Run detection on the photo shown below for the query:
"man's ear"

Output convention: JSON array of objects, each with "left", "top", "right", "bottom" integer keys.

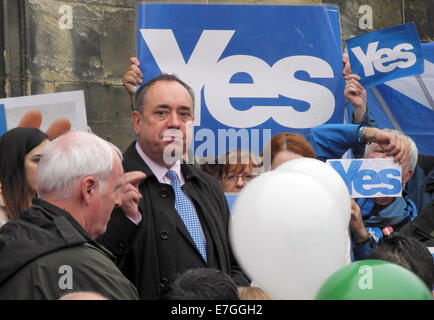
[
  {"left": 132, "top": 111, "right": 141, "bottom": 135},
  {"left": 403, "top": 169, "right": 413, "bottom": 185},
  {"left": 81, "top": 176, "right": 98, "bottom": 204}
]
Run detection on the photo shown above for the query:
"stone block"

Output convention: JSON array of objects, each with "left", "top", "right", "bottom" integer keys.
[
  {"left": 326, "top": 0, "right": 403, "bottom": 42},
  {"left": 27, "top": 0, "right": 103, "bottom": 89},
  {"left": 55, "top": 82, "right": 134, "bottom": 151},
  {"left": 404, "top": 0, "right": 434, "bottom": 42},
  {"left": 102, "top": 8, "right": 136, "bottom": 84},
  {"left": 59, "top": 0, "right": 136, "bottom": 8}
]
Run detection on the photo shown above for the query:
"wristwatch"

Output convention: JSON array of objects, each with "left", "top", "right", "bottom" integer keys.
[{"left": 353, "top": 233, "right": 378, "bottom": 249}]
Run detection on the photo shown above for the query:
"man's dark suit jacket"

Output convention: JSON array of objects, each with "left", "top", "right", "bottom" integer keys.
[{"left": 99, "top": 142, "right": 249, "bottom": 299}]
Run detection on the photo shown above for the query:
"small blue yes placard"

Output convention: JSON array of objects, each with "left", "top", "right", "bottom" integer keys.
[
  {"left": 346, "top": 22, "right": 424, "bottom": 88},
  {"left": 326, "top": 158, "right": 402, "bottom": 198}
]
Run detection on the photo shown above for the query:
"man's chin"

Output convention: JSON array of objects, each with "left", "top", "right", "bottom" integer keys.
[{"left": 162, "top": 144, "right": 185, "bottom": 165}]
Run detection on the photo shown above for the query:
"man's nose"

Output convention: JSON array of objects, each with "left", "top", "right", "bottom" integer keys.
[{"left": 168, "top": 112, "right": 181, "bottom": 128}]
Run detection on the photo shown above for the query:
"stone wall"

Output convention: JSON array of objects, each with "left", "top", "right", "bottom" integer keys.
[{"left": 1, "top": 0, "right": 432, "bottom": 151}]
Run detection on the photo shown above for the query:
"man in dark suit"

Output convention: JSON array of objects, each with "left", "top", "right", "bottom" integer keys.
[{"left": 99, "top": 74, "right": 249, "bottom": 299}]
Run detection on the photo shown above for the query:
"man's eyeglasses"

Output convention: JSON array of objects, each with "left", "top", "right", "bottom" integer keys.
[{"left": 220, "top": 173, "right": 258, "bottom": 183}]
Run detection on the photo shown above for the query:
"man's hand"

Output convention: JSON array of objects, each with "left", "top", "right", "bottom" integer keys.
[
  {"left": 117, "top": 171, "right": 147, "bottom": 222},
  {"left": 349, "top": 199, "right": 369, "bottom": 241},
  {"left": 344, "top": 74, "right": 367, "bottom": 123},
  {"left": 363, "top": 127, "right": 410, "bottom": 165},
  {"left": 342, "top": 52, "right": 351, "bottom": 77},
  {"left": 122, "top": 57, "right": 143, "bottom": 106}
]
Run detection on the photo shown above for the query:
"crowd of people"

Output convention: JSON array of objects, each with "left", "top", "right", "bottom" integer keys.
[{"left": 0, "top": 54, "right": 432, "bottom": 300}]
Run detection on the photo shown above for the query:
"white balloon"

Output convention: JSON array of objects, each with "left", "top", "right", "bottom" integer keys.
[
  {"left": 276, "top": 158, "right": 351, "bottom": 223},
  {"left": 230, "top": 169, "right": 348, "bottom": 300},
  {"left": 276, "top": 158, "right": 352, "bottom": 264}
]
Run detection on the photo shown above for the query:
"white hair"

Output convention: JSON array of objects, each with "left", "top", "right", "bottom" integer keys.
[
  {"left": 37, "top": 131, "right": 123, "bottom": 200},
  {"left": 364, "top": 129, "right": 418, "bottom": 175}
]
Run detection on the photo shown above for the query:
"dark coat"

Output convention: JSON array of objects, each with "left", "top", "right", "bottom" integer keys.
[
  {"left": 396, "top": 198, "right": 434, "bottom": 246},
  {"left": 406, "top": 155, "right": 434, "bottom": 213},
  {"left": 0, "top": 199, "right": 139, "bottom": 300},
  {"left": 99, "top": 142, "right": 249, "bottom": 299}
]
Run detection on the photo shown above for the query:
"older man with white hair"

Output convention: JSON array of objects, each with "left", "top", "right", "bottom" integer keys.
[
  {"left": 310, "top": 123, "right": 419, "bottom": 260},
  {"left": 0, "top": 131, "right": 145, "bottom": 299}
]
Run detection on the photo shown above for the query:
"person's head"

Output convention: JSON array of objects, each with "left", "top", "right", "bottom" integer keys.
[
  {"left": 59, "top": 291, "right": 108, "bottom": 300},
  {"left": 0, "top": 127, "right": 49, "bottom": 219},
  {"left": 160, "top": 268, "right": 240, "bottom": 300},
  {"left": 219, "top": 150, "right": 262, "bottom": 193},
  {"left": 238, "top": 287, "right": 273, "bottom": 300},
  {"left": 368, "top": 235, "right": 434, "bottom": 291},
  {"left": 37, "top": 131, "right": 124, "bottom": 239},
  {"left": 133, "top": 74, "right": 195, "bottom": 168},
  {"left": 365, "top": 129, "right": 418, "bottom": 185},
  {"left": 261, "top": 132, "right": 316, "bottom": 171}
]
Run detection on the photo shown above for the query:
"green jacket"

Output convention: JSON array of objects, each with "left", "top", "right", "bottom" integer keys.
[{"left": 0, "top": 198, "right": 139, "bottom": 300}]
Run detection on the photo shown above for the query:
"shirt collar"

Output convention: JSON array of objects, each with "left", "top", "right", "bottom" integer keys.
[{"left": 135, "top": 142, "right": 184, "bottom": 185}]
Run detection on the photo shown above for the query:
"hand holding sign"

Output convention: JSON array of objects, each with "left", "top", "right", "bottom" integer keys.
[
  {"left": 362, "top": 127, "right": 410, "bottom": 166},
  {"left": 349, "top": 199, "right": 369, "bottom": 241},
  {"left": 122, "top": 57, "right": 143, "bottom": 106},
  {"left": 344, "top": 74, "right": 367, "bottom": 122}
]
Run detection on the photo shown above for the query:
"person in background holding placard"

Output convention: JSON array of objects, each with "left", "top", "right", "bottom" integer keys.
[
  {"left": 310, "top": 62, "right": 419, "bottom": 260},
  {"left": 343, "top": 55, "right": 434, "bottom": 252},
  {"left": 343, "top": 53, "right": 434, "bottom": 214}
]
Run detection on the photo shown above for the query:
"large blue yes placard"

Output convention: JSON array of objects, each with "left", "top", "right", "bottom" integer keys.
[
  {"left": 346, "top": 23, "right": 424, "bottom": 88},
  {"left": 137, "top": 4, "right": 345, "bottom": 157}
]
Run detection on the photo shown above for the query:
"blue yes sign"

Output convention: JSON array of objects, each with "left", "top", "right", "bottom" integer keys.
[
  {"left": 346, "top": 23, "right": 424, "bottom": 88},
  {"left": 137, "top": 4, "right": 345, "bottom": 156},
  {"left": 327, "top": 159, "right": 402, "bottom": 198}
]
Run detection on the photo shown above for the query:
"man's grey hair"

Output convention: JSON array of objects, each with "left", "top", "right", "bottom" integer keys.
[
  {"left": 37, "top": 131, "right": 123, "bottom": 200},
  {"left": 364, "top": 129, "right": 418, "bottom": 175},
  {"left": 134, "top": 73, "right": 195, "bottom": 114}
]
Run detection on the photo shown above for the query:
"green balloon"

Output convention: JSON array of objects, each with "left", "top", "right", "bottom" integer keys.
[{"left": 316, "top": 260, "right": 432, "bottom": 300}]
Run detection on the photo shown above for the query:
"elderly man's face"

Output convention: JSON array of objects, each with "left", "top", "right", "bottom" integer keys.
[
  {"left": 367, "top": 142, "right": 411, "bottom": 184},
  {"left": 133, "top": 80, "right": 194, "bottom": 167},
  {"left": 88, "top": 152, "right": 124, "bottom": 239}
]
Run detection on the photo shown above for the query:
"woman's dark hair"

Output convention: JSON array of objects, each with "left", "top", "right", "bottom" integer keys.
[{"left": 0, "top": 127, "right": 49, "bottom": 219}]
